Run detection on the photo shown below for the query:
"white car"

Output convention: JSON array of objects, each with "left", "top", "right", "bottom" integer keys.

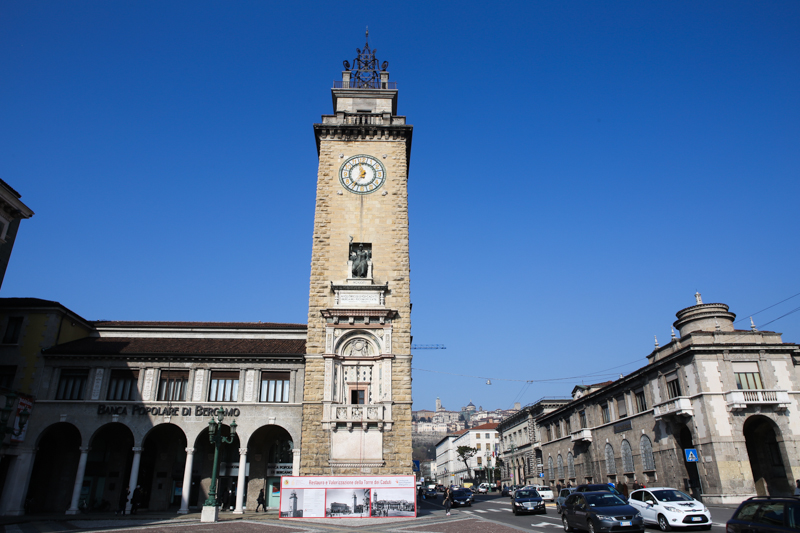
[
  {"left": 533, "top": 485, "right": 554, "bottom": 501},
  {"left": 628, "top": 487, "right": 712, "bottom": 531}
]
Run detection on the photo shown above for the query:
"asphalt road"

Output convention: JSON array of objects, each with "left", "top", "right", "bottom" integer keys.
[{"left": 418, "top": 492, "right": 737, "bottom": 533}]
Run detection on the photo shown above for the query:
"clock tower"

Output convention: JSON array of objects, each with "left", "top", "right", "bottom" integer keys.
[{"left": 300, "top": 34, "right": 413, "bottom": 475}]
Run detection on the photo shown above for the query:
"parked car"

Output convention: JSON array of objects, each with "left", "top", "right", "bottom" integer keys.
[
  {"left": 557, "top": 487, "right": 577, "bottom": 514},
  {"left": 726, "top": 496, "right": 800, "bottom": 533},
  {"left": 628, "top": 487, "right": 711, "bottom": 531},
  {"left": 478, "top": 483, "right": 491, "bottom": 493},
  {"left": 561, "top": 491, "right": 644, "bottom": 533},
  {"left": 451, "top": 489, "right": 474, "bottom": 507},
  {"left": 501, "top": 485, "right": 510, "bottom": 496},
  {"left": 512, "top": 488, "right": 547, "bottom": 515},
  {"left": 536, "top": 485, "right": 555, "bottom": 502}
]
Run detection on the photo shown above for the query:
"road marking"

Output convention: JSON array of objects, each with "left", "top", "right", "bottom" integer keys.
[
  {"left": 474, "top": 509, "right": 488, "bottom": 513},
  {"left": 532, "top": 522, "right": 560, "bottom": 527}
]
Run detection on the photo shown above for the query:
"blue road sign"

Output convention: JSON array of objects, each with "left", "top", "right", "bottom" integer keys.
[
  {"left": 412, "top": 460, "right": 421, "bottom": 472},
  {"left": 539, "top": 472, "right": 544, "bottom": 478},
  {"left": 685, "top": 449, "right": 699, "bottom": 462}
]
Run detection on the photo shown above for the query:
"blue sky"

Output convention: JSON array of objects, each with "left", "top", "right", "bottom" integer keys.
[{"left": 2, "top": 1, "right": 798, "bottom": 412}]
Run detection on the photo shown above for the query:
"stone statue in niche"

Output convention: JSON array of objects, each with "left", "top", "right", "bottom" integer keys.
[{"left": 349, "top": 243, "right": 372, "bottom": 278}]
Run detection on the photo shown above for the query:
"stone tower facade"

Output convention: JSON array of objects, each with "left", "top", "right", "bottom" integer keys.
[{"left": 300, "top": 37, "right": 413, "bottom": 475}]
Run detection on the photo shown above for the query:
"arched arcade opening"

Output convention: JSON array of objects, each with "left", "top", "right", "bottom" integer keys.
[
  {"left": 744, "top": 415, "right": 792, "bottom": 496},
  {"left": 246, "top": 425, "right": 293, "bottom": 510},
  {"left": 26, "top": 423, "right": 82, "bottom": 513}
]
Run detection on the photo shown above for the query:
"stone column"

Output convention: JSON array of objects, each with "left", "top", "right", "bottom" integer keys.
[
  {"left": 0, "top": 447, "right": 36, "bottom": 516},
  {"left": 233, "top": 448, "right": 247, "bottom": 514},
  {"left": 292, "top": 447, "right": 300, "bottom": 475},
  {"left": 125, "top": 447, "right": 143, "bottom": 513},
  {"left": 66, "top": 447, "right": 90, "bottom": 515},
  {"left": 178, "top": 447, "right": 194, "bottom": 514}
]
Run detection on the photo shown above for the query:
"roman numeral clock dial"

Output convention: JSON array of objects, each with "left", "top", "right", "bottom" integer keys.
[{"left": 339, "top": 155, "right": 386, "bottom": 194}]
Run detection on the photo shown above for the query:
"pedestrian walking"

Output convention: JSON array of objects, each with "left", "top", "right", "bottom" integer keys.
[
  {"left": 794, "top": 479, "right": 800, "bottom": 496},
  {"left": 444, "top": 486, "right": 452, "bottom": 516},
  {"left": 117, "top": 486, "right": 129, "bottom": 515},
  {"left": 256, "top": 489, "right": 266, "bottom": 512},
  {"left": 131, "top": 486, "right": 141, "bottom": 515}
]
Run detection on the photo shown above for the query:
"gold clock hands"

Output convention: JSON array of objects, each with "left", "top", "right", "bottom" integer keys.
[{"left": 359, "top": 165, "right": 367, "bottom": 181}]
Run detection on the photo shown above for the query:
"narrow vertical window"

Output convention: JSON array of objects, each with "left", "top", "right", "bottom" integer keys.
[
  {"left": 666, "top": 373, "right": 682, "bottom": 399},
  {"left": 56, "top": 369, "right": 89, "bottom": 400},
  {"left": 635, "top": 389, "right": 647, "bottom": 412},
  {"left": 209, "top": 371, "right": 239, "bottom": 402},
  {"left": 3, "top": 317, "right": 23, "bottom": 344},
  {"left": 157, "top": 370, "right": 188, "bottom": 401},
  {"left": 260, "top": 372, "right": 290, "bottom": 402},
  {"left": 107, "top": 369, "right": 139, "bottom": 401}
]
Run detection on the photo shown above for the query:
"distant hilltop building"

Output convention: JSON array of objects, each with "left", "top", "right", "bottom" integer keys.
[{"left": 412, "top": 399, "right": 521, "bottom": 435}]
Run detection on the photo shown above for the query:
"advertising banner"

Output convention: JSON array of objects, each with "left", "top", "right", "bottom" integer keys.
[
  {"left": 279, "top": 475, "right": 416, "bottom": 519},
  {"left": 10, "top": 395, "right": 33, "bottom": 443}
]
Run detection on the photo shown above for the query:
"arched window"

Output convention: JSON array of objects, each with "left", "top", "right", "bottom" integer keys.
[
  {"left": 567, "top": 452, "right": 575, "bottom": 478},
  {"left": 548, "top": 456, "right": 554, "bottom": 480},
  {"left": 605, "top": 443, "right": 616, "bottom": 475},
  {"left": 557, "top": 454, "right": 564, "bottom": 479},
  {"left": 621, "top": 439, "right": 634, "bottom": 473},
  {"left": 640, "top": 435, "right": 656, "bottom": 471}
]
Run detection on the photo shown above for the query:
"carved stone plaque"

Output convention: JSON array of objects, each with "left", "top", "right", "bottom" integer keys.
[
  {"left": 340, "top": 293, "right": 380, "bottom": 306},
  {"left": 142, "top": 369, "right": 154, "bottom": 400},
  {"left": 90, "top": 368, "right": 104, "bottom": 400},
  {"left": 193, "top": 369, "right": 205, "bottom": 402},
  {"left": 244, "top": 370, "right": 255, "bottom": 401}
]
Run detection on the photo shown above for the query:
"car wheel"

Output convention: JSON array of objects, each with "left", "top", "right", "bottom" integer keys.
[
  {"left": 587, "top": 519, "right": 596, "bottom": 533},
  {"left": 557, "top": 503, "right": 562, "bottom": 514},
  {"left": 468, "top": 502, "right": 472, "bottom": 507},
  {"left": 563, "top": 515, "right": 573, "bottom": 532},
  {"left": 658, "top": 514, "right": 672, "bottom": 532}
]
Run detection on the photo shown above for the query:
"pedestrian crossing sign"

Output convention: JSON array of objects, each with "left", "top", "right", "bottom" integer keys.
[{"left": 685, "top": 449, "right": 699, "bottom": 462}]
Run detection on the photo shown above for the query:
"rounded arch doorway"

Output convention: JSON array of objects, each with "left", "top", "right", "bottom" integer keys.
[
  {"left": 26, "top": 423, "right": 83, "bottom": 513},
  {"left": 743, "top": 415, "right": 792, "bottom": 496},
  {"left": 138, "top": 424, "right": 188, "bottom": 511},
  {"left": 247, "top": 425, "right": 293, "bottom": 510},
  {"left": 192, "top": 425, "right": 241, "bottom": 511}
]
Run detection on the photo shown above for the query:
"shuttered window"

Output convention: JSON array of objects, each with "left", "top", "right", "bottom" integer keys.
[{"left": 209, "top": 371, "right": 239, "bottom": 402}]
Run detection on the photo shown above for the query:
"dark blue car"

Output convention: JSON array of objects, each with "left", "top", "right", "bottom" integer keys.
[
  {"left": 562, "top": 491, "right": 644, "bottom": 533},
  {"left": 512, "top": 488, "right": 546, "bottom": 515}
]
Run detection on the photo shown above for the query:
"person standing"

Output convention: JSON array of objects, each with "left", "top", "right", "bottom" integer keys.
[
  {"left": 794, "top": 480, "right": 800, "bottom": 496},
  {"left": 256, "top": 489, "right": 266, "bottom": 512},
  {"left": 117, "top": 486, "right": 129, "bottom": 515},
  {"left": 443, "top": 486, "right": 452, "bottom": 516},
  {"left": 131, "top": 486, "right": 141, "bottom": 515}
]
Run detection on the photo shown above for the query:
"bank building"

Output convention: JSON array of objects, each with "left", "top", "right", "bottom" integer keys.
[{"left": 0, "top": 36, "right": 413, "bottom": 516}]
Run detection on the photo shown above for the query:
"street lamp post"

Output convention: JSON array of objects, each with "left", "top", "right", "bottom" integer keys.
[{"left": 202, "top": 407, "right": 238, "bottom": 523}]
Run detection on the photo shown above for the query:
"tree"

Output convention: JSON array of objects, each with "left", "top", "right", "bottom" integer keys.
[{"left": 456, "top": 446, "right": 477, "bottom": 479}]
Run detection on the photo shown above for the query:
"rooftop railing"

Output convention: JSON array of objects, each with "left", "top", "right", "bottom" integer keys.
[{"left": 334, "top": 80, "right": 397, "bottom": 90}]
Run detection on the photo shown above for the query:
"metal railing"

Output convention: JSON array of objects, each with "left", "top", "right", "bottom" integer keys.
[{"left": 334, "top": 81, "right": 397, "bottom": 90}]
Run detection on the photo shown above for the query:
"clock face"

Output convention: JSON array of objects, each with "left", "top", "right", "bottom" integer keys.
[{"left": 339, "top": 155, "right": 386, "bottom": 195}]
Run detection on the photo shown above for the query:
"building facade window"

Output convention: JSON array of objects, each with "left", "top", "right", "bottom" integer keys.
[
  {"left": 621, "top": 439, "right": 634, "bottom": 473},
  {"left": 548, "top": 456, "right": 554, "bottom": 480},
  {"left": 666, "top": 372, "right": 682, "bottom": 399},
  {"left": 107, "top": 369, "right": 139, "bottom": 401},
  {"left": 732, "top": 362, "right": 763, "bottom": 390},
  {"left": 546, "top": 425, "right": 552, "bottom": 442},
  {"left": 640, "top": 435, "right": 656, "bottom": 471},
  {"left": 555, "top": 422, "right": 562, "bottom": 439},
  {"left": 602, "top": 403, "right": 610, "bottom": 424},
  {"left": 157, "top": 370, "right": 188, "bottom": 401},
  {"left": 260, "top": 372, "right": 290, "bottom": 402},
  {"left": 565, "top": 417, "right": 571, "bottom": 435},
  {"left": 579, "top": 410, "right": 587, "bottom": 428},
  {"left": 56, "top": 369, "right": 88, "bottom": 400},
  {"left": 617, "top": 396, "right": 627, "bottom": 418},
  {"left": 477, "top": 456, "right": 482, "bottom": 465},
  {"left": 476, "top": 443, "right": 481, "bottom": 450},
  {"left": 557, "top": 454, "right": 564, "bottom": 480},
  {"left": 635, "top": 389, "right": 647, "bottom": 412},
  {"left": 604, "top": 443, "right": 616, "bottom": 475},
  {"left": 209, "top": 371, "right": 239, "bottom": 402},
  {"left": 0, "top": 365, "right": 16, "bottom": 389},
  {"left": 2, "top": 317, "right": 23, "bottom": 344},
  {"left": 567, "top": 452, "right": 575, "bottom": 478}
]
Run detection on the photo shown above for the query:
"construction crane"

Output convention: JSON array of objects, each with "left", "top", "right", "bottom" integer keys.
[{"left": 410, "top": 344, "right": 446, "bottom": 350}]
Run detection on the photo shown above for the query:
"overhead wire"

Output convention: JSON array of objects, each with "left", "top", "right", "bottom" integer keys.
[{"left": 412, "top": 290, "right": 800, "bottom": 387}]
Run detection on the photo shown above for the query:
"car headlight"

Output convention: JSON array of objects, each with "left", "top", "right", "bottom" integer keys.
[
  {"left": 635, "top": 512, "right": 643, "bottom": 518},
  {"left": 664, "top": 506, "right": 682, "bottom": 513},
  {"left": 596, "top": 515, "right": 613, "bottom": 520}
]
